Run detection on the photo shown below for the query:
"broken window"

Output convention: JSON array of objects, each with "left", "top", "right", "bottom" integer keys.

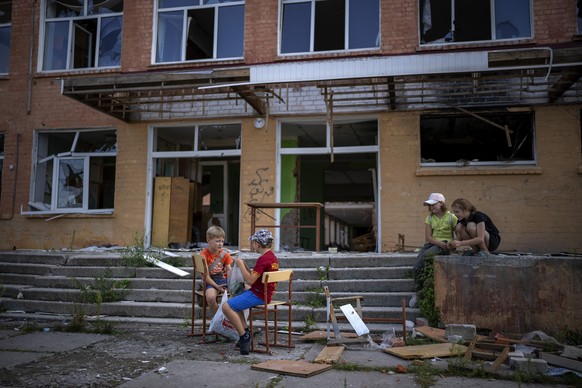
[
  {"left": 42, "top": 0, "right": 123, "bottom": 70},
  {"left": 155, "top": 124, "right": 241, "bottom": 152},
  {"left": 420, "top": 110, "right": 535, "bottom": 166},
  {"left": 0, "top": 0, "right": 11, "bottom": 74},
  {"left": 419, "top": 0, "right": 531, "bottom": 44},
  {"left": 30, "top": 129, "right": 117, "bottom": 213},
  {"left": 281, "top": 0, "right": 379, "bottom": 54},
  {"left": 156, "top": 0, "right": 244, "bottom": 63}
]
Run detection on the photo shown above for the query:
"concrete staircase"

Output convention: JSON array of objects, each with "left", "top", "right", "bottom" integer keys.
[{"left": 0, "top": 250, "right": 419, "bottom": 332}]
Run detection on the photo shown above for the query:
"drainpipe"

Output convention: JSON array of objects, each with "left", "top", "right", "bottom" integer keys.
[
  {"left": 0, "top": 133, "right": 20, "bottom": 221},
  {"left": 27, "top": 0, "right": 37, "bottom": 114}
]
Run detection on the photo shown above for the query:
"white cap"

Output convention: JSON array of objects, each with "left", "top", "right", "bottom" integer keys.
[{"left": 423, "top": 193, "right": 445, "bottom": 205}]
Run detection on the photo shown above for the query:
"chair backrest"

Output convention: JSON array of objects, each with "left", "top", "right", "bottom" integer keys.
[
  {"left": 262, "top": 269, "right": 293, "bottom": 283},
  {"left": 192, "top": 254, "right": 208, "bottom": 276}
]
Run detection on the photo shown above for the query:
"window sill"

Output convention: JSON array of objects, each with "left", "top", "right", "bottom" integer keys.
[
  {"left": 416, "top": 166, "right": 542, "bottom": 176},
  {"left": 22, "top": 211, "right": 115, "bottom": 219},
  {"left": 36, "top": 67, "right": 121, "bottom": 78},
  {"left": 417, "top": 38, "right": 534, "bottom": 52}
]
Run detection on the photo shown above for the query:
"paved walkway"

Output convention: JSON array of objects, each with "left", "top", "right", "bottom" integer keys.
[{"left": 0, "top": 318, "right": 574, "bottom": 388}]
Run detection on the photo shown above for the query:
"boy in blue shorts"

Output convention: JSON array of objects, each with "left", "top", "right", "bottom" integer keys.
[{"left": 222, "top": 229, "right": 279, "bottom": 355}]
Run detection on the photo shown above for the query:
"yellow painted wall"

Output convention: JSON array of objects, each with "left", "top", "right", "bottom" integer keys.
[
  {"left": 238, "top": 118, "right": 277, "bottom": 251},
  {"left": 378, "top": 106, "right": 582, "bottom": 254}
]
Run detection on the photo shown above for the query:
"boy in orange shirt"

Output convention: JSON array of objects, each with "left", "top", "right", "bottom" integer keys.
[{"left": 200, "top": 226, "right": 233, "bottom": 313}]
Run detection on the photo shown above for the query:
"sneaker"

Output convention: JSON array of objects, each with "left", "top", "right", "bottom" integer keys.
[
  {"left": 409, "top": 294, "right": 418, "bottom": 308},
  {"left": 462, "top": 250, "right": 475, "bottom": 256},
  {"left": 475, "top": 251, "right": 490, "bottom": 257},
  {"left": 239, "top": 332, "right": 251, "bottom": 355},
  {"left": 235, "top": 328, "right": 249, "bottom": 348}
]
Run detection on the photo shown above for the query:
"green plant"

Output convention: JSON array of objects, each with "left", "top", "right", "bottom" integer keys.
[
  {"left": 316, "top": 265, "right": 329, "bottom": 280},
  {"left": 66, "top": 302, "right": 88, "bottom": 332},
  {"left": 553, "top": 326, "right": 582, "bottom": 346},
  {"left": 410, "top": 362, "right": 439, "bottom": 388},
  {"left": 305, "top": 287, "right": 326, "bottom": 308},
  {"left": 417, "top": 254, "right": 441, "bottom": 327},
  {"left": 302, "top": 314, "right": 318, "bottom": 332},
  {"left": 75, "top": 268, "right": 129, "bottom": 303}
]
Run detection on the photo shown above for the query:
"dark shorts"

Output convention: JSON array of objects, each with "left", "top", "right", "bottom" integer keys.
[
  {"left": 206, "top": 274, "right": 227, "bottom": 290},
  {"left": 488, "top": 233, "right": 501, "bottom": 252}
]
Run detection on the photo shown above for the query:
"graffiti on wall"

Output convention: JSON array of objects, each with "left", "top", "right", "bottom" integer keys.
[{"left": 243, "top": 167, "right": 274, "bottom": 223}]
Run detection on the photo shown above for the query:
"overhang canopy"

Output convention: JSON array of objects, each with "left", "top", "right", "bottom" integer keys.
[{"left": 61, "top": 47, "right": 582, "bottom": 123}]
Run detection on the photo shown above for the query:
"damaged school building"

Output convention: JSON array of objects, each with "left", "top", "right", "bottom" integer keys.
[{"left": 1, "top": 0, "right": 582, "bottom": 255}]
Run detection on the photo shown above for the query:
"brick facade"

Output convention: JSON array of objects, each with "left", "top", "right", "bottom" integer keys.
[{"left": 1, "top": 1, "right": 581, "bottom": 253}]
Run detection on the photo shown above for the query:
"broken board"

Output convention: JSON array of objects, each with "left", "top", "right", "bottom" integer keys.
[
  {"left": 383, "top": 342, "right": 467, "bottom": 360},
  {"left": 415, "top": 326, "right": 487, "bottom": 343},
  {"left": 299, "top": 331, "right": 359, "bottom": 341},
  {"left": 314, "top": 345, "right": 345, "bottom": 364},
  {"left": 144, "top": 254, "right": 189, "bottom": 277},
  {"left": 415, "top": 326, "right": 448, "bottom": 343},
  {"left": 251, "top": 360, "right": 332, "bottom": 377},
  {"left": 339, "top": 304, "right": 369, "bottom": 336}
]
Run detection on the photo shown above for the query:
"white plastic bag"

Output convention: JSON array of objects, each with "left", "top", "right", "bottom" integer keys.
[
  {"left": 208, "top": 292, "right": 239, "bottom": 341},
  {"left": 228, "top": 261, "right": 245, "bottom": 297}
]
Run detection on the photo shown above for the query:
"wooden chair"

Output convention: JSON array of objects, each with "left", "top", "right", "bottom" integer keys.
[
  {"left": 249, "top": 269, "right": 294, "bottom": 354},
  {"left": 190, "top": 253, "right": 222, "bottom": 342},
  {"left": 324, "top": 285, "right": 407, "bottom": 342}
]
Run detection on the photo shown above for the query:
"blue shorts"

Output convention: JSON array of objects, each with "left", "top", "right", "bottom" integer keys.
[
  {"left": 227, "top": 290, "right": 263, "bottom": 312},
  {"left": 206, "top": 275, "right": 227, "bottom": 290}
]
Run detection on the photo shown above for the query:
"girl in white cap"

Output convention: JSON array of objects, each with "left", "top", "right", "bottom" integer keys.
[{"left": 410, "top": 193, "right": 457, "bottom": 308}]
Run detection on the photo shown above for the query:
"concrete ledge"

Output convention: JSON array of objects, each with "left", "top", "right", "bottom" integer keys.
[{"left": 434, "top": 254, "right": 582, "bottom": 333}]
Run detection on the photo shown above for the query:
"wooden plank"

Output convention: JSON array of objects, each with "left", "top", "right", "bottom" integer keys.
[
  {"left": 383, "top": 343, "right": 467, "bottom": 360},
  {"left": 539, "top": 352, "right": 582, "bottom": 372},
  {"left": 314, "top": 345, "right": 345, "bottom": 364},
  {"left": 251, "top": 360, "right": 332, "bottom": 377},
  {"left": 299, "top": 331, "right": 358, "bottom": 341},
  {"left": 415, "top": 326, "right": 448, "bottom": 343},
  {"left": 486, "top": 346, "right": 510, "bottom": 372},
  {"left": 463, "top": 338, "right": 477, "bottom": 362}
]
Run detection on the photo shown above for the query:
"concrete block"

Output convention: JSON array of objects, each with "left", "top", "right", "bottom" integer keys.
[
  {"left": 509, "top": 357, "right": 548, "bottom": 374},
  {"left": 445, "top": 324, "right": 476, "bottom": 340},
  {"left": 415, "top": 317, "right": 429, "bottom": 327}
]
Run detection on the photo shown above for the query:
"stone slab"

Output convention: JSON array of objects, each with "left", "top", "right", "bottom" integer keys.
[
  {"left": 0, "top": 331, "right": 109, "bottom": 352},
  {"left": 0, "top": 350, "right": 53, "bottom": 369}
]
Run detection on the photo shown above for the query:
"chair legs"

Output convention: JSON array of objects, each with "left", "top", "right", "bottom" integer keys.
[
  {"left": 190, "top": 288, "right": 218, "bottom": 343},
  {"left": 249, "top": 304, "right": 294, "bottom": 354}
]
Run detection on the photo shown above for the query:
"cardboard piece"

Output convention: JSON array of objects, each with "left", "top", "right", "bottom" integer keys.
[
  {"left": 339, "top": 304, "right": 369, "bottom": 337},
  {"left": 383, "top": 342, "right": 467, "bottom": 360},
  {"left": 251, "top": 360, "right": 332, "bottom": 377},
  {"left": 314, "top": 345, "right": 345, "bottom": 364}
]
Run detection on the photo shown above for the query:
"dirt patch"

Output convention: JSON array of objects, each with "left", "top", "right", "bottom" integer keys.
[{"left": 0, "top": 320, "right": 290, "bottom": 388}]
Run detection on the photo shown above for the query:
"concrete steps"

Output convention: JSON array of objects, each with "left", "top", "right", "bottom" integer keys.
[{"left": 0, "top": 250, "right": 419, "bottom": 331}]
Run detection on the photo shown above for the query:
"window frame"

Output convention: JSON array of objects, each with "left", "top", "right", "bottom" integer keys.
[
  {"left": 153, "top": 0, "right": 245, "bottom": 64},
  {"left": 27, "top": 128, "right": 117, "bottom": 215},
  {"left": 0, "top": 0, "right": 11, "bottom": 74},
  {"left": 419, "top": 0, "right": 533, "bottom": 46},
  {"left": 40, "top": 0, "right": 123, "bottom": 72},
  {"left": 0, "top": 132, "right": 4, "bottom": 203},
  {"left": 419, "top": 109, "right": 537, "bottom": 167},
  {"left": 279, "top": 0, "right": 380, "bottom": 55}
]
